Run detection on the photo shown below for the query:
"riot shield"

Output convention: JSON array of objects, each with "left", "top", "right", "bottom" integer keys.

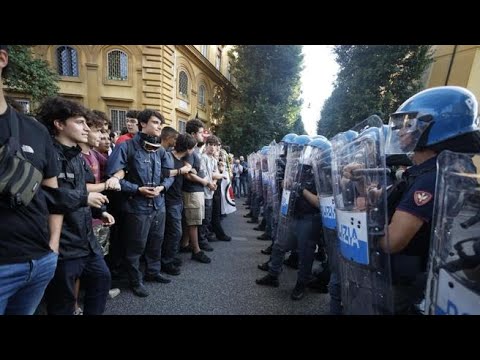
[
  {"left": 247, "top": 152, "right": 256, "bottom": 198},
  {"left": 266, "top": 141, "right": 278, "bottom": 212},
  {"left": 331, "top": 115, "right": 393, "bottom": 315},
  {"left": 311, "top": 138, "right": 338, "bottom": 273},
  {"left": 276, "top": 137, "right": 309, "bottom": 249},
  {"left": 260, "top": 147, "right": 270, "bottom": 208},
  {"left": 425, "top": 150, "right": 480, "bottom": 315}
]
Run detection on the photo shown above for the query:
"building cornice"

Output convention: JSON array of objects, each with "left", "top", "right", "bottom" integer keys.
[
  {"left": 177, "top": 45, "right": 235, "bottom": 92},
  {"left": 101, "top": 96, "right": 134, "bottom": 103}
]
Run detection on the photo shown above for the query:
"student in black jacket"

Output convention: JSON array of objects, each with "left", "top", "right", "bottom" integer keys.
[{"left": 37, "top": 97, "right": 113, "bottom": 315}]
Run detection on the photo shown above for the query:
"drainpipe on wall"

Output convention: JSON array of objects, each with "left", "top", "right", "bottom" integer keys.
[{"left": 445, "top": 45, "right": 458, "bottom": 85}]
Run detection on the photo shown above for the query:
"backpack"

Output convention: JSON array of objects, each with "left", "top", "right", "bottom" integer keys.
[{"left": 0, "top": 108, "right": 43, "bottom": 208}]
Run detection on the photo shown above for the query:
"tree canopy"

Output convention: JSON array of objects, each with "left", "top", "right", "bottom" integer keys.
[
  {"left": 317, "top": 45, "right": 433, "bottom": 138},
  {"left": 3, "top": 45, "right": 59, "bottom": 106},
  {"left": 217, "top": 45, "right": 304, "bottom": 156}
]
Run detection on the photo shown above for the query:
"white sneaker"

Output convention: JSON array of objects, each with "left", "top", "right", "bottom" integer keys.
[
  {"left": 73, "top": 307, "right": 83, "bottom": 315},
  {"left": 108, "top": 288, "right": 121, "bottom": 299}
]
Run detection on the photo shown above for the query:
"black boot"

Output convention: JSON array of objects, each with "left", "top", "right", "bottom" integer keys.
[
  {"left": 255, "top": 273, "right": 279, "bottom": 287},
  {"left": 291, "top": 281, "right": 306, "bottom": 300},
  {"left": 261, "top": 244, "right": 273, "bottom": 255}
]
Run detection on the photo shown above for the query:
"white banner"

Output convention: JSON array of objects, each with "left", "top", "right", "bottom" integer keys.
[{"left": 221, "top": 175, "right": 237, "bottom": 215}]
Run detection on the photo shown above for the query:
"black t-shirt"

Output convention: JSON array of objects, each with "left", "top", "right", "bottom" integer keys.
[
  {"left": 0, "top": 106, "right": 59, "bottom": 264},
  {"left": 182, "top": 149, "right": 204, "bottom": 193},
  {"left": 166, "top": 152, "right": 186, "bottom": 204}
]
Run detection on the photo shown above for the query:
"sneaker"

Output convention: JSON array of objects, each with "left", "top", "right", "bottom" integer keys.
[
  {"left": 73, "top": 307, "right": 83, "bottom": 315},
  {"left": 131, "top": 283, "right": 149, "bottom": 297},
  {"left": 199, "top": 243, "right": 214, "bottom": 252},
  {"left": 192, "top": 251, "right": 211, "bottom": 263},
  {"left": 108, "top": 288, "right": 121, "bottom": 299},
  {"left": 255, "top": 274, "right": 279, "bottom": 287},
  {"left": 291, "top": 281, "right": 306, "bottom": 301},
  {"left": 144, "top": 273, "right": 171, "bottom": 284},
  {"left": 218, "top": 235, "right": 232, "bottom": 241}
]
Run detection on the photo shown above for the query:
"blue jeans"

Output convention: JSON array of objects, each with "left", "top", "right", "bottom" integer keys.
[
  {"left": 234, "top": 177, "right": 241, "bottom": 197},
  {"left": 0, "top": 251, "right": 58, "bottom": 315},
  {"left": 240, "top": 176, "right": 248, "bottom": 197}
]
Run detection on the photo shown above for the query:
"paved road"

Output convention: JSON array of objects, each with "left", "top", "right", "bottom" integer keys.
[{"left": 104, "top": 200, "right": 330, "bottom": 315}]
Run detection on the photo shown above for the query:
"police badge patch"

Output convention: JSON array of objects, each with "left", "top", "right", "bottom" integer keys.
[{"left": 414, "top": 191, "right": 432, "bottom": 206}]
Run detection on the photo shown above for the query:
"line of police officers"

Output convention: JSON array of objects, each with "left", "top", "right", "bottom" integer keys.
[{"left": 248, "top": 86, "right": 480, "bottom": 315}]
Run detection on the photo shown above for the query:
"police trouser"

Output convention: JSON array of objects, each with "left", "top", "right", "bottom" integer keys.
[
  {"left": 268, "top": 213, "right": 321, "bottom": 283},
  {"left": 391, "top": 255, "right": 426, "bottom": 315},
  {"left": 251, "top": 194, "right": 262, "bottom": 220},
  {"left": 264, "top": 205, "right": 273, "bottom": 238}
]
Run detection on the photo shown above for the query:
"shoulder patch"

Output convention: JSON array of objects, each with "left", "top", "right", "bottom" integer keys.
[{"left": 414, "top": 191, "right": 433, "bottom": 206}]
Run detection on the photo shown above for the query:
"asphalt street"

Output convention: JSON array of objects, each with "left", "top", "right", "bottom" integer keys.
[{"left": 104, "top": 200, "right": 330, "bottom": 315}]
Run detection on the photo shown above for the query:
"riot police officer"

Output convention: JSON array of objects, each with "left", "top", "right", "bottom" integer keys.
[{"left": 382, "top": 86, "right": 480, "bottom": 314}]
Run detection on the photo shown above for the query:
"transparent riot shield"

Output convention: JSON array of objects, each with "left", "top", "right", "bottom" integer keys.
[
  {"left": 261, "top": 147, "right": 270, "bottom": 208},
  {"left": 270, "top": 141, "right": 286, "bottom": 237},
  {"left": 276, "top": 141, "right": 305, "bottom": 248},
  {"left": 311, "top": 139, "right": 338, "bottom": 273},
  {"left": 267, "top": 141, "right": 278, "bottom": 212},
  {"left": 331, "top": 115, "right": 393, "bottom": 315},
  {"left": 425, "top": 150, "right": 480, "bottom": 315},
  {"left": 247, "top": 153, "right": 256, "bottom": 197}
]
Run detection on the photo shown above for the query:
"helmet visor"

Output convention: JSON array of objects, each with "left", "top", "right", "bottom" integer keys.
[{"left": 385, "top": 112, "right": 432, "bottom": 154}]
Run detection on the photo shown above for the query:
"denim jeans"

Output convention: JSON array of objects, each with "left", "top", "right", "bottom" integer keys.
[
  {"left": 233, "top": 177, "right": 241, "bottom": 197},
  {"left": 162, "top": 202, "right": 183, "bottom": 266},
  {"left": 0, "top": 251, "right": 58, "bottom": 315},
  {"left": 240, "top": 176, "right": 248, "bottom": 197}
]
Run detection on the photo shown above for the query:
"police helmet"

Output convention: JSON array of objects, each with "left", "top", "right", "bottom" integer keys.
[
  {"left": 281, "top": 133, "right": 298, "bottom": 144},
  {"left": 331, "top": 130, "right": 358, "bottom": 150},
  {"left": 292, "top": 135, "right": 311, "bottom": 146},
  {"left": 386, "top": 86, "right": 480, "bottom": 154}
]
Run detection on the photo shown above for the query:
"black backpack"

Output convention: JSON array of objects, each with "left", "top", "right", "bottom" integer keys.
[{"left": 0, "top": 108, "right": 43, "bottom": 208}]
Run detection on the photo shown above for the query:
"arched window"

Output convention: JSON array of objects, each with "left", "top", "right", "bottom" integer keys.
[
  {"left": 198, "top": 84, "right": 206, "bottom": 106},
  {"left": 56, "top": 46, "right": 78, "bottom": 77},
  {"left": 107, "top": 49, "right": 128, "bottom": 81},
  {"left": 179, "top": 71, "right": 189, "bottom": 99}
]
